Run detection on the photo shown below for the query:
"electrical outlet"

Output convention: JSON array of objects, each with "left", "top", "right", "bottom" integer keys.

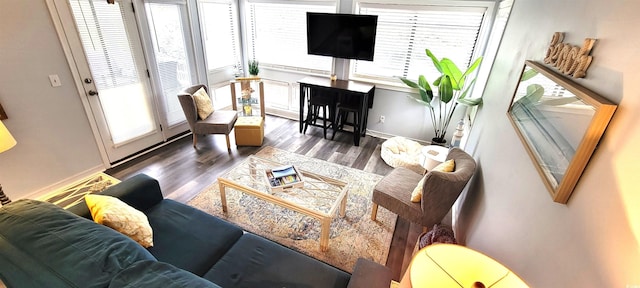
[
  {"left": 48, "top": 74, "right": 62, "bottom": 87},
  {"left": 379, "top": 115, "right": 385, "bottom": 123}
]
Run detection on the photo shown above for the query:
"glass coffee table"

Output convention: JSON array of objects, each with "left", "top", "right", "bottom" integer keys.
[{"left": 217, "top": 155, "right": 349, "bottom": 251}]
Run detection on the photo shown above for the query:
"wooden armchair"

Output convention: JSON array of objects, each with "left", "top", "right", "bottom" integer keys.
[
  {"left": 371, "top": 147, "right": 476, "bottom": 229},
  {"left": 177, "top": 84, "right": 238, "bottom": 151}
]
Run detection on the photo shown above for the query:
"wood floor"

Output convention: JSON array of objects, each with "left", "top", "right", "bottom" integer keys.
[{"left": 106, "top": 115, "right": 423, "bottom": 281}]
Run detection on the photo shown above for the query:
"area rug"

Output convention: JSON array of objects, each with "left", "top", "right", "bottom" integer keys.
[{"left": 187, "top": 146, "right": 396, "bottom": 272}]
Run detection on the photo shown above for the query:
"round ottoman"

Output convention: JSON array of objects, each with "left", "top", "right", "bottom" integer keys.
[{"left": 380, "top": 136, "right": 425, "bottom": 174}]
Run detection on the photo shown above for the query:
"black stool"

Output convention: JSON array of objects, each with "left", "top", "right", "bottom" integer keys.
[
  {"left": 303, "top": 92, "right": 335, "bottom": 139},
  {"left": 331, "top": 99, "right": 361, "bottom": 144}
]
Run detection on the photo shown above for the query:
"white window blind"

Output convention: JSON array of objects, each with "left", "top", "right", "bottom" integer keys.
[
  {"left": 69, "top": 0, "right": 156, "bottom": 144},
  {"left": 246, "top": 1, "right": 335, "bottom": 73},
  {"left": 353, "top": 3, "right": 487, "bottom": 84},
  {"left": 199, "top": 0, "right": 241, "bottom": 71},
  {"left": 70, "top": 0, "right": 140, "bottom": 90}
]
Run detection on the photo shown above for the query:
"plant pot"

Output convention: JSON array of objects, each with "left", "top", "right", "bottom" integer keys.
[{"left": 431, "top": 137, "right": 447, "bottom": 146}]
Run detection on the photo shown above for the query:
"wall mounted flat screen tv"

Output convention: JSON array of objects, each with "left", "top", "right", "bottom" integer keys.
[{"left": 306, "top": 12, "right": 378, "bottom": 61}]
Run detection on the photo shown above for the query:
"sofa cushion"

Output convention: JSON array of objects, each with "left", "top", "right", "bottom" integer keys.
[
  {"left": 145, "top": 199, "right": 243, "bottom": 276},
  {"left": 204, "top": 233, "right": 351, "bottom": 288},
  {"left": 109, "top": 260, "right": 221, "bottom": 288},
  {"left": 0, "top": 200, "right": 156, "bottom": 288}
]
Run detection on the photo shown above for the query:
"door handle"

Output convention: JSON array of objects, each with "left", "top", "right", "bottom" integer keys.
[{"left": 88, "top": 90, "right": 99, "bottom": 96}]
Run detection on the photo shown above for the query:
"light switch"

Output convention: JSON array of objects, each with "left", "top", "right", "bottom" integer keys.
[{"left": 48, "top": 74, "right": 62, "bottom": 87}]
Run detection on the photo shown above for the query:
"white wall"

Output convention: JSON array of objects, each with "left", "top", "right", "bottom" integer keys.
[
  {"left": 458, "top": 0, "right": 640, "bottom": 286},
  {"left": 0, "top": 1, "right": 103, "bottom": 199}
]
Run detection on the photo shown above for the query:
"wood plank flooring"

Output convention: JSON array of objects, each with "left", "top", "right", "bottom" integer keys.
[{"left": 106, "top": 115, "right": 422, "bottom": 281}]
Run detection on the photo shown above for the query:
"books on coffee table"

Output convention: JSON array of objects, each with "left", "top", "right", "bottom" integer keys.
[{"left": 265, "top": 165, "right": 304, "bottom": 191}]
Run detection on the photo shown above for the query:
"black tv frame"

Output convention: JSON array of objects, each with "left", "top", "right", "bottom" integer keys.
[{"left": 306, "top": 12, "right": 378, "bottom": 61}]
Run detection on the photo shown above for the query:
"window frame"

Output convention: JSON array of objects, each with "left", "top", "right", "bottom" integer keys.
[
  {"left": 198, "top": 0, "right": 242, "bottom": 72},
  {"left": 241, "top": 0, "right": 338, "bottom": 76}
]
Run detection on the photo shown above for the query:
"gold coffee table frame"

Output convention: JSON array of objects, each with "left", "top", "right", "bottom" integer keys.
[{"left": 217, "top": 155, "right": 349, "bottom": 251}]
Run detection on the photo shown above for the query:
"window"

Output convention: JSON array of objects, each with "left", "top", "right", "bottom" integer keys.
[
  {"left": 199, "top": 0, "right": 242, "bottom": 72},
  {"left": 245, "top": 0, "right": 336, "bottom": 74},
  {"left": 352, "top": 2, "right": 492, "bottom": 87}
]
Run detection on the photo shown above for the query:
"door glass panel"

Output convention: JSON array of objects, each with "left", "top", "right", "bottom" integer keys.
[
  {"left": 145, "top": 1, "right": 193, "bottom": 126},
  {"left": 69, "top": 0, "right": 156, "bottom": 144}
]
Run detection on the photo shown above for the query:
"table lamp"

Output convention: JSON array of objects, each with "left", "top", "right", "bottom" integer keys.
[
  {"left": 0, "top": 120, "right": 17, "bottom": 205},
  {"left": 400, "top": 243, "right": 528, "bottom": 288}
]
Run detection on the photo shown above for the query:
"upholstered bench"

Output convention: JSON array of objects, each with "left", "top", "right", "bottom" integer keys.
[{"left": 234, "top": 116, "right": 264, "bottom": 146}]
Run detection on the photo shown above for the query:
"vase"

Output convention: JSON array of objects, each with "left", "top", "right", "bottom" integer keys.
[{"left": 431, "top": 137, "right": 447, "bottom": 147}]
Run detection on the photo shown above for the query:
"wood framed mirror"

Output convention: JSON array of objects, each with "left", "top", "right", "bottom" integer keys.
[{"left": 507, "top": 60, "right": 617, "bottom": 204}]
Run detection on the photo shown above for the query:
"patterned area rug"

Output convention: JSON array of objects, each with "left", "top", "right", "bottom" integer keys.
[{"left": 187, "top": 146, "right": 396, "bottom": 272}]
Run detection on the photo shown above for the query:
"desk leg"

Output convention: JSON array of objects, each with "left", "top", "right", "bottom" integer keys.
[
  {"left": 299, "top": 85, "right": 305, "bottom": 133},
  {"left": 353, "top": 96, "right": 366, "bottom": 146}
]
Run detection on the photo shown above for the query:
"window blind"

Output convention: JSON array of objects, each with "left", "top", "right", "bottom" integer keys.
[
  {"left": 354, "top": 4, "right": 487, "bottom": 84},
  {"left": 199, "top": 0, "right": 241, "bottom": 71},
  {"left": 245, "top": 1, "right": 336, "bottom": 73},
  {"left": 70, "top": 0, "right": 140, "bottom": 90}
]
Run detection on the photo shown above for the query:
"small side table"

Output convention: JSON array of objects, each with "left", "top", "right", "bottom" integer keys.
[{"left": 421, "top": 145, "right": 449, "bottom": 171}]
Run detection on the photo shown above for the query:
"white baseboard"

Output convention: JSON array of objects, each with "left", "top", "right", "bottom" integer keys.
[
  {"left": 24, "top": 165, "right": 106, "bottom": 200},
  {"left": 365, "top": 129, "right": 430, "bottom": 145}
]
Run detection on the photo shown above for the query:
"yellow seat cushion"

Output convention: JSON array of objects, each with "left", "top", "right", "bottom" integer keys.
[
  {"left": 411, "top": 159, "right": 455, "bottom": 203},
  {"left": 193, "top": 87, "right": 214, "bottom": 120},
  {"left": 85, "top": 194, "right": 154, "bottom": 248}
]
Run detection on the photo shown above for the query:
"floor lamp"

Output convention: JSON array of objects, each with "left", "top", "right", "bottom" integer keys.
[
  {"left": 399, "top": 243, "right": 528, "bottom": 288},
  {"left": 0, "top": 120, "right": 17, "bottom": 206}
]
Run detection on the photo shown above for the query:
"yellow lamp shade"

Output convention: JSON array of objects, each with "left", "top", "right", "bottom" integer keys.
[
  {"left": 408, "top": 244, "right": 528, "bottom": 288},
  {"left": 0, "top": 120, "right": 16, "bottom": 153}
]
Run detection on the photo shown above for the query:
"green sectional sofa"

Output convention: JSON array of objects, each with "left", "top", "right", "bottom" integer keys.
[{"left": 0, "top": 174, "right": 392, "bottom": 287}]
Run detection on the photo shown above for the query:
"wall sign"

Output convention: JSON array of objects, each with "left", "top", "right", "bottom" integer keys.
[{"left": 544, "top": 32, "right": 596, "bottom": 78}]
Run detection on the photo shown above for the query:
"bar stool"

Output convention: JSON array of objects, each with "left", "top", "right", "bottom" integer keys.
[
  {"left": 303, "top": 91, "right": 335, "bottom": 139},
  {"left": 331, "top": 97, "right": 361, "bottom": 144}
]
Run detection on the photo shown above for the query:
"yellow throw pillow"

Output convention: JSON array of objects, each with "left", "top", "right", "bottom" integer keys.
[
  {"left": 192, "top": 87, "right": 214, "bottom": 120},
  {"left": 410, "top": 159, "right": 456, "bottom": 203},
  {"left": 85, "top": 194, "right": 154, "bottom": 248}
]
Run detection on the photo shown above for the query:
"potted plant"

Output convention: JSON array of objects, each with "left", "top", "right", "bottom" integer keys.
[
  {"left": 399, "top": 49, "right": 483, "bottom": 145},
  {"left": 248, "top": 59, "right": 259, "bottom": 76}
]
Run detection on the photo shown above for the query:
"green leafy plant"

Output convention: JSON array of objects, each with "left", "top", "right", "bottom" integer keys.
[
  {"left": 248, "top": 59, "right": 259, "bottom": 76},
  {"left": 399, "top": 49, "right": 483, "bottom": 143}
]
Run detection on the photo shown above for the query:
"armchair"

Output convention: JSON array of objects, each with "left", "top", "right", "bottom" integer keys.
[
  {"left": 178, "top": 84, "right": 238, "bottom": 151},
  {"left": 371, "top": 147, "right": 476, "bottom": 229}
]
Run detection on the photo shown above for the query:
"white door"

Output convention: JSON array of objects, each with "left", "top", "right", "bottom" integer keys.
[
  {"left": 140, "top": 0, "right": 197, "bottom": 138},
  {"left": 50, "top": 0, "right": 207, "bottom": 164},
  {"left": 58, "top": 0, "right": 164, "bottom": 163}
]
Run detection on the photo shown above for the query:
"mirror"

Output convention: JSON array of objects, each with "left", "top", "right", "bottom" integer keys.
[{"left": 507, "top": 61, "right": 617, "bottom": 203}]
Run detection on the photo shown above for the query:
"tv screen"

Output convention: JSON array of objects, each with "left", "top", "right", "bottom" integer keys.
[{"left": 306, "top": 12, "right": 377, "bottom": 61}]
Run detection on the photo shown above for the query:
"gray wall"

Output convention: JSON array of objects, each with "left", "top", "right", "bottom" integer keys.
[
  {"left": 0, "top": 0, "right": 103, "bottom": 199},
  {"left": 458, "top": 0, "right": 640, "bottom": 286}
]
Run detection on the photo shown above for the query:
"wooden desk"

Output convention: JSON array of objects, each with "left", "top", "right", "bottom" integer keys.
[{"left": 298, "top": 76, "right": 375, "bottom": 146}]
